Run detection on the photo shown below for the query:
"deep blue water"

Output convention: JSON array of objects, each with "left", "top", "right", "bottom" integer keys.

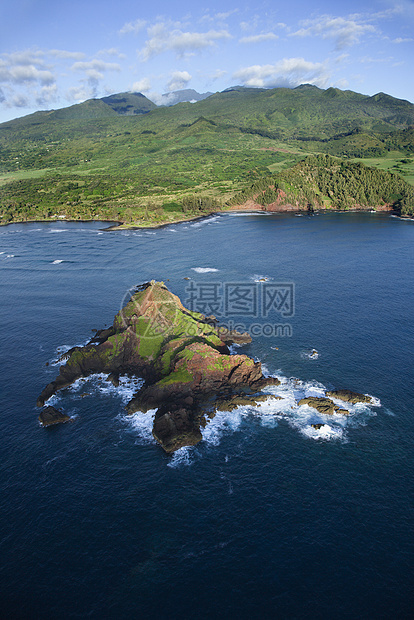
[{"left": 0, "top": 213, "right": 413, "bottom": 619}]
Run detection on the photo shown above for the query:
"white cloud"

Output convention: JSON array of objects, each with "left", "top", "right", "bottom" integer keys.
[
  {"left": 359, "top": 55, "right": 394, "bottom": 64},
  {"left": 148, "top": 91, "right": 176, "bottom": 106},
  {"left": 167, "top": 70, "right": 192, "bottom": 91},
  {"left": 9, "top": 93, "right": 30, "bottom": 108},
  {"left": 393, "top": 37, "right": 414, "bottom": 43},
  {"left": 240, "top": 33, "right": 278, "bottom": 44},
  {"left": 233, "top": 57, "right": 330, "bottom": 89},
  {"left": 7, "top": 64, "right": 54, "bottom": 85},
  {"left": 139, "top": 22, "right": 231, "bottom": 60},
  {"left": 70, "top": 59, "right": 121, "bottom": 74},
  {"left": 36, "top": 84, "right": 58, "bottom": 105},
  {"left": 200, "top": 9, "right": 238, "bottom": 24},
  {"left": 68, "top": 59, "right": 121, "bottom": 100},
  {"left": 49, "top": 50, "right": 85, "bottom": 60},
  {"left": 291, "top": 15, "right": 377, "bottom": 50},
  {"left": 0, "top": 50, "right": 60, "bottom": 111},
  {"left": 66, "top": 85, "right": 91, "bottom": 103},
  {"left": 118, "top": 19, "right": 147, "bottom": 35},
  {"left": 215, "top": 10, "right": 238, "bottom": 21},
  {"left": 0, "top": 51, "right": 54, "bottom": 86},
  {"left": 97, "top": 48, "right": 126, "bottom": 59},
  {"left": 209, "top": 69, "right": 227, "bottom": 80},
  {"left": 131, "top": 78, "right": 151, "bottom": 92}
]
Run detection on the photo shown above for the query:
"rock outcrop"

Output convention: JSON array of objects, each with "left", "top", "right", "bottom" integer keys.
[
  {"left": 298, "top": 397, "right": 348, "bottom": 415},
  {"left": 37, "top": 281, "right": 278, "bottom": 452},
  {"left": 325, "top": 389, "right": 372, "bottom": 404},
  {"left": 38, "top": 406, "right": 71, "bottom": 427}
]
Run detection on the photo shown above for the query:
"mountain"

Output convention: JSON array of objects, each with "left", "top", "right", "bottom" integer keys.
[
  {"left": 0, "top": 92, "right": 157, "bottom": 127},
  {"left": 100, "top": 92, "right": 157, "bottom": 115},
  {"left": 0, "top": 84, "right": 413, "bottom": 223},
  {"left": 2, "top": 84, "right": 413, "bottom": 135},
  {"left": 156, "top": 89, "right": 213, "bottom": 106}
]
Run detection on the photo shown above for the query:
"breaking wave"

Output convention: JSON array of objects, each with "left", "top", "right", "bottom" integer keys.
[
  {"left": 189, "top": 215, "right": 221, "bottom": 228},
  {"left": 118, "top": 409, "right": 157, "bottom": 446}
]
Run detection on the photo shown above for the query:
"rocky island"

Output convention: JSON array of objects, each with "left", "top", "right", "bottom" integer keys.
[
  {"left": 37, "top": 281, "right": 279, "bottom": 452},
  {"left": 37, "top": 280, "right": 374, "bottom": 452}
]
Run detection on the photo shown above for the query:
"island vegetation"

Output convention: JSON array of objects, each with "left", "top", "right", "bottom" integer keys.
[{"left": 1, "top": 84, "right": 414, "bottom": 224}]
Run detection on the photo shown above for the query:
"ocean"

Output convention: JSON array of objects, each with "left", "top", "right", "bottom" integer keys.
[{"left": 0, "top": 212, "right": 413, "bottom": 619}]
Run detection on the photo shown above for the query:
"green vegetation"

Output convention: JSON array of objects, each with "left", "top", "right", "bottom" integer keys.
[
  {"left": 1, "top": 84, "right": 413, "bottom": 223},
  {"left": 230, "top": 154, "right": 414, "bottom": 215},
  {"left": 156, "top": 368, "right": 194, "bottom": 386}
]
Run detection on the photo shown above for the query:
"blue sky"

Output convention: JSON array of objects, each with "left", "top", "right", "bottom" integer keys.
[{"left": 0, "top": 0, "right": 413, "bottom": 123}]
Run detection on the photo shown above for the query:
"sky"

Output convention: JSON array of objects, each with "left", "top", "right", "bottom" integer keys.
[{"left": 0, "top": 0, "right": 413, "bottom": 123}]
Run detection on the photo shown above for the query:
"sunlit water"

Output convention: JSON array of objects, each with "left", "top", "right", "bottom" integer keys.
[{"left": 0, "top": 213, "right": 413, "bottom": 618}]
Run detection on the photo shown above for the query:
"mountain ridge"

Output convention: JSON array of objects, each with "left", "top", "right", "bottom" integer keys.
[{"left": 1, "top": 84, "right": 413, "bottom": 128}]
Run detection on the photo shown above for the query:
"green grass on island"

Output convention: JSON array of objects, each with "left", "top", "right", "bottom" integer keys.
[{"left": 1, "top": 84, "right": 413, "bottom": 225}]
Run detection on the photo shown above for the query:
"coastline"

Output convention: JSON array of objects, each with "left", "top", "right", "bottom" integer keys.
[
  {"left": 101, "top": 211, "right": 220, "bottom": 231},
  {"left": 0, "top": 205, "right": 408, "bottom": 231}
]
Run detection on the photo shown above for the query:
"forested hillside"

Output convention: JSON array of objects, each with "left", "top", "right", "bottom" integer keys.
[
  {"left": 1, "top": 85, "right": 413, "bottom": 224},
  {"left": 230, "top": 155, "right": 414, "bottom": 216}
]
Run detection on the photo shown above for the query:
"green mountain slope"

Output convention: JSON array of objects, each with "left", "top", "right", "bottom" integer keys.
[{"left": 0, "top": 85, "right": 413, "bottom": 224}]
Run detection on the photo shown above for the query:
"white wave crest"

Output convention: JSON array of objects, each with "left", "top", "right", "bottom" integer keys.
[
  {"left": 167, "top": 446, "right": 194, "bottom": 468},
  {"left": 201, "top": 409, "right": 245, "bottom": 446},
  {"left": 301, "top": 349, "right": 319, "bottom": 360},
  {"left": 189, "top": 216, "right": 220, "bottom": 228},
  {"left": 51, "top": 259, "right": 64, "bottom": 264},
  {"left": 251, "top": 274, "right": 272, "bottom": 282},
  {"left": 67, "top": 373, "right": 144, "bottom": 403},
  {"left": 118, "top": 408, "right": 157, "bottom": 445},
  {"left": 51, "top": 340, "right": 91, "bottom": 365},
  {"left": 191, "top": 267, "right": 219, "bottom": 273}
]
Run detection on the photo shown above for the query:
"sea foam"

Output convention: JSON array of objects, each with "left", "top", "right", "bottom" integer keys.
[{"left": 118, "top": 409, "right": 157, "bottom": 446}]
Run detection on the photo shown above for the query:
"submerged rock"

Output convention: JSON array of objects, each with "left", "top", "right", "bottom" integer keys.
[
  {"left": 37, "top": 281, "right": 276, "bottom": 452},
  {"left": 38, "top": 406, "right": 70, "bottom": 427}
]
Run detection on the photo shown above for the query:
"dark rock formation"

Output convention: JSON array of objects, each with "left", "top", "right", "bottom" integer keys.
[
  {"left": 37, "top": 281, "right": 278, "bottom": 452},
  {"left": 326, "top": 389, "right": 372, "bottom": 404},
  {"left": 298, "top": 396, "right": 348, "bottom": 415},
  {"left": 215, "top": 393, "right": 282, "bottom": 412},
  {"left": 38, "top": 406, "right": 71, "bottom": 427}
]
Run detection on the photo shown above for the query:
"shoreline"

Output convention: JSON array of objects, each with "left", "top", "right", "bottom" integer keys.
[
  {"left": 0, "top": 207, "right": 408, "bottom": 231},
  {"left": 101, "top": 211, "right": 219, "bottom": 231}
]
